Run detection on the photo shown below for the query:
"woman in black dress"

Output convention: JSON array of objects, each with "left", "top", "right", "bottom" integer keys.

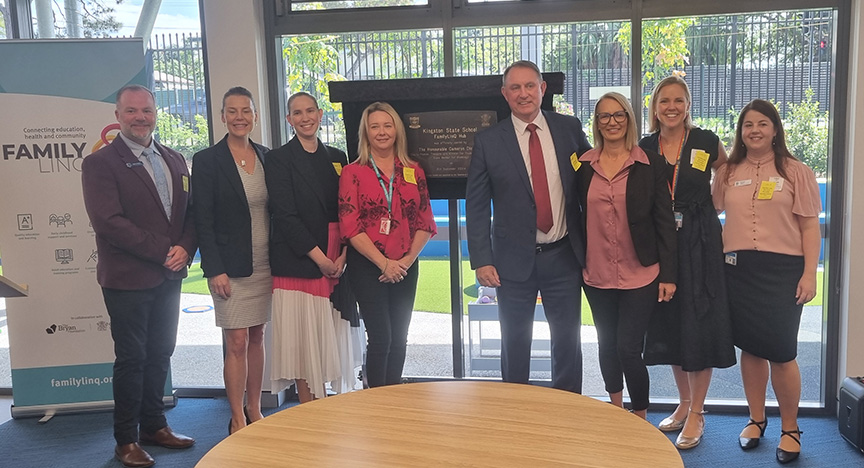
[{"left": 638, "top": 76, "right": 735, "bottom": 449}]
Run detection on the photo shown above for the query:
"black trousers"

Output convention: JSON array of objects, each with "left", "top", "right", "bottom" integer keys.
[
  {"left": 347, "top": 248, "right": 419, "bottom": 388},
  {"left": 583, "top": 279, "right": 657, "bottom": 411},
  {"left": 102, "top": 279, "right": 181, "bottom": 445},
  {"left": 497, "top": 243, "right": 583, "bottom": 393}
]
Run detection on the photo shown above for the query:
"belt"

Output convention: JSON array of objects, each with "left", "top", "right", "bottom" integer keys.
[{"left": 536, "top": 235, "right": 569, "bottom": 253}]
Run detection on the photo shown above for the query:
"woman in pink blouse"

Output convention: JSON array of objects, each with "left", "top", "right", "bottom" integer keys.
[
  {"left": 575, "top": 92, "right": 677, "bottom": 419},
  {"left": 712, "top": 99, "right": 821, "bottom": 464},
  {"left": 338, "top": 102, "right": 437, "bottom": 387}
]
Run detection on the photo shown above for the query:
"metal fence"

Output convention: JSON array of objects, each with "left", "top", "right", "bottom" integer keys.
[
  {"left": 160, "top": 10, "right": 835, "bottom": 156},
  {"left": 147, "top": 33, "right": 209, "bottom": 158}
]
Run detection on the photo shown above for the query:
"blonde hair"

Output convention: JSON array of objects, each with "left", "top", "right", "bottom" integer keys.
[
  {"left": 357, "top": 101, "right": 414, "bottom": 166},
  {"left": 647, "top": 75, "right": 693, "bottom": 133},
  {"left": 592, "top": 92, "right": 639, "bottom": 150}
]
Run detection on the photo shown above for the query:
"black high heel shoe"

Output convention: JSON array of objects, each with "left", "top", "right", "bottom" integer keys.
[
  {"left": 738, "top": 418, "right": 767, "bottom": 450},
  {"left": 228, "top": 418, "right": 233, "bottom": 435},
  {"left": 243, "top": 406, "right": 252, "bottom": 425},
  {"left": 776, "top": 428, "right": 803, "bottom": 464}
]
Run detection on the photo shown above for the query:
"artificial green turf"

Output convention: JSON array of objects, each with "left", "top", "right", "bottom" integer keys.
[{"left": 181, "top": 260, "right": 825, "bottom": 326}]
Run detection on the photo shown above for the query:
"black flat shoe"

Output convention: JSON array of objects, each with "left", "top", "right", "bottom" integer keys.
[
  {"left": 243, "top": 406, "right": 252, "bottom": 425},
  {"left": 776, "top": 428, "right": 803, "bottom": 464},
  {"left": 739, "top": 418, "right": 768, "bottom": 450}
]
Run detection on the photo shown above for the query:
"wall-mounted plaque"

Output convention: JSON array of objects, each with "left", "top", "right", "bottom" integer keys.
[{"left": 404, "top": 110, "right": 497, "bottom": 178}]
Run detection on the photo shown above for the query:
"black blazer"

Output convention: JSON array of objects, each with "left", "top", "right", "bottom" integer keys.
[
  {"left": 575, "top": 147, "right": 678, "bottom": 283},
  {"left": 266, "top": 137, "right": 348, "bottom": 279},
  {"left": 191, "top": 135, "right": 268, "bottom": 278}
]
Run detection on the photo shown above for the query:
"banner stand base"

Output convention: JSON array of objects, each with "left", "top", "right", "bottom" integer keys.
[{"left": 11, "top": 392, "right": 176, "bottom": 420}]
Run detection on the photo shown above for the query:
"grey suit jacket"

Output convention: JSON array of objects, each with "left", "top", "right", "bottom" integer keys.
[{"left": 466, "top": 110, "right": 591, "bottom": 282}]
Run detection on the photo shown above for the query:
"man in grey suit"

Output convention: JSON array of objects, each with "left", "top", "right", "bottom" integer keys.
[
  {"left": 82, "top": 85, "right": 196, "bottom": 468},
  {"left": 466, "top": 60, "right": 591, "bottom": 392}
]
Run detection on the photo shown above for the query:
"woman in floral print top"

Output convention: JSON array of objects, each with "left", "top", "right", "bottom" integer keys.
[{"left": 338, "top": 101, "right": 436, "bottom": 387}]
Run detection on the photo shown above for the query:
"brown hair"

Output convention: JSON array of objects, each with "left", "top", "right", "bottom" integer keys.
[{"left": 726, "top": 99, "right": 796, "bottom": 183}]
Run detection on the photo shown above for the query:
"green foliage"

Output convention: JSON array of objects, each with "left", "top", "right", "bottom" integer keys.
[
  {"left": 784, "top": 88, "right": 829, "bottom": 177},
  {"left": 80, "top": 0, "right": 123, "bottom": 38},
  {"left": 0, "top": 5, "right": 7, "bottom": 39},
  {"left": 155, "top": 112, "right": 208, "bottom": 161},
  {"left": 153, "top": 36, "right": 205, "bottom": 84},
  {"left": 692, "top": 116, "right": 736, "bottom": 149},
  {"left": 618, "top": 18, "right": 695, "bottom": 87},
  {"left": 283, "top": 35, "right": 345, "bottom": 147},
  {"left": 44, "top": 0, "right": 124, "bottom": 38}
]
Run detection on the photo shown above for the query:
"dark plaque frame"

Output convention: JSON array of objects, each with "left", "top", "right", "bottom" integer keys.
[{"left": 329, "top": 73, "right": 563, "bottom": 200}]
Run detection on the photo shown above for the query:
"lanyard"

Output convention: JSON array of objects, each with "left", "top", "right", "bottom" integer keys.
[
  {"left": 660, "top": 129, "right": 689, "bottom": 202},
  {"left": 371, "top": 160, "right": 395, "bottom": 216}
]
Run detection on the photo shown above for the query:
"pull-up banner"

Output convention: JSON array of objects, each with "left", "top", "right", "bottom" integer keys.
[{"left": 0, "top": 39, "right": 148, "bottom": 417}]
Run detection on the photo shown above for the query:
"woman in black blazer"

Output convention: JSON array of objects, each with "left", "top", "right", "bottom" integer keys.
[
  {"left": 191, "top": 87, "right": 270, "bottom": 434},
  {"left": 575, "top": 92, "right": 677, "bottom": 419},
  {"left": 265, "top": 92, "right": 358, "bottom": 403}
]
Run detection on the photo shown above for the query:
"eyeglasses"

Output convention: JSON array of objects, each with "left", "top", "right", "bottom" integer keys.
[{"left": 597, "top": 111, "right": 628, "bottom": 125}]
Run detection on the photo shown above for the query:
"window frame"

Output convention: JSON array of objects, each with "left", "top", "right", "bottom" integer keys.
[{"left": 265, "top": 0, "right": 849, "bottom": 414}]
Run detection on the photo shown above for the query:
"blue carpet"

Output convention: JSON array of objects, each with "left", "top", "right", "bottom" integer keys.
[{"left": 0, "top": 396, "right": 862, "bottom": 467}]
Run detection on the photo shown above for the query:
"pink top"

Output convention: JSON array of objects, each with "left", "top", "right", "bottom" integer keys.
[
  {"left": 712, "top": 155, "right": 821, "bottom": 255},
  {"left": 581, "top": 146, "right": 660, "bottom": 289},
  {"left": 339, "top": 158, "right": 437, "bottom": 259}
]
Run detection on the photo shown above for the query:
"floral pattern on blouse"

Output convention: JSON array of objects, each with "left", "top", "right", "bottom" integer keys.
[{"left": 338, "top": 158, "right": 437, "bottom": 258}]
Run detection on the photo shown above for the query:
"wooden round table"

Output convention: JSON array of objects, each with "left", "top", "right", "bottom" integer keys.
[{"left": 196, "top": 381, "right": 683, "bottom": 467}]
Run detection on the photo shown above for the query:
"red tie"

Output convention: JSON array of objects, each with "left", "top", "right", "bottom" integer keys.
[{"left": 527, "top": 123, "right": 553, "bottom": 234}]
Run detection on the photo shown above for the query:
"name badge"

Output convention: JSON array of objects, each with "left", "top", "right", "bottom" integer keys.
[
  {"left": 757, "top": 181, "right": 777, "bottom": 200},
  {"left": 332, "top": 162, "right": 343, "bottom": 176},
  {"left": 570, "top": 152, "right": 581, "bottom": 172},
  {"left": 734, "top": 179, "right": 752, "bottom": 187},
  {"left": 725, "top": 252, "right": 737, "bottom": 266},
  {"left": 182, "top": 175, "right": 189, "bottom": 192},
  {"left": 403, "top": 167, "right": 417, "bottom": 184},
  {"left": 674, "top": 211, "right": 683, "bottom": 230},
  {"left": 769, "top": 176, "right": 784, "bottom": 192},
  {"left": 379, "top": 217, "right": 391, "bottom": 235},
  {"left": 690, "top": 149, "right": 710, "bottom": 172}
]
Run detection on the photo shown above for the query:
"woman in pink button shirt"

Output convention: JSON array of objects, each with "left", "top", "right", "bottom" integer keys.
[{"left": 712, "top": 99, "right": 822, "bottom": 464}]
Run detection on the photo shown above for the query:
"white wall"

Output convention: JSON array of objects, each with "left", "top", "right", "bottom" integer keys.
[
  {"left": 201, "top": 0, "right": 271, "bottom": 147},
  {"left": 840, "top": 0, "right": 864, "bottom": 382}
]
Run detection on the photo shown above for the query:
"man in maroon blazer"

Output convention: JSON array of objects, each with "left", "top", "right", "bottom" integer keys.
[{"left": 82, "top": 85, "right": 196, "bottom": 468}]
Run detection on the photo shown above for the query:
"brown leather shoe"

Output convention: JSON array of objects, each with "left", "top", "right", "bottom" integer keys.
[
  {"left": 139, "top": 426, "right": 195, "bottom": 449},
  {"left": 115, "top": 442, "right": 155, "bottom": 468}
]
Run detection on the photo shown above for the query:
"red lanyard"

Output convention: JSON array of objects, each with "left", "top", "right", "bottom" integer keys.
[{"left": 660, "top": 130, "right": 688, "bottom": 202}]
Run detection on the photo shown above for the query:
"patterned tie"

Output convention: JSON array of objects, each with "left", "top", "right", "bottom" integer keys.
[
  {"left": 142, "top": 148, "right": 172, "bottom": 219},
  {"left": 526, "top": 123, "right": 553, "bottom": 234}
]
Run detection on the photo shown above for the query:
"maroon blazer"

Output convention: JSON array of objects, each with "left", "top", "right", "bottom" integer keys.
[{"left": 82, "top": 136, "right": 196, "bottom": 290}]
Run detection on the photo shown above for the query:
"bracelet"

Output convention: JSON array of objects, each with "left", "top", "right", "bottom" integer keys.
[{"left": 381, "top": 258, "right": 388, "bottom": 274}]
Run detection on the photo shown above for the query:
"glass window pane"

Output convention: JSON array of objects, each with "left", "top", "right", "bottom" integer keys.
[
  {"left": 290, "top": 0, "right": 428, "bottom": 13},
  {"left": 455, "top": 21, "right": 629, "bottom": 393},
  {"left": 456, "top": 22, "right": 630, "bottom": 148},
  {"left": 279, "top": 29, "right": 453, "bottom": 380},
  {"left": 0, "top": 0, "right": 9, "bottom": 39},
  {"left": 641, "top": 9, "right": 834, "bottom": 406},
  {"left": 281, "top": 29, "right": 445, "bottom": 149}
]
